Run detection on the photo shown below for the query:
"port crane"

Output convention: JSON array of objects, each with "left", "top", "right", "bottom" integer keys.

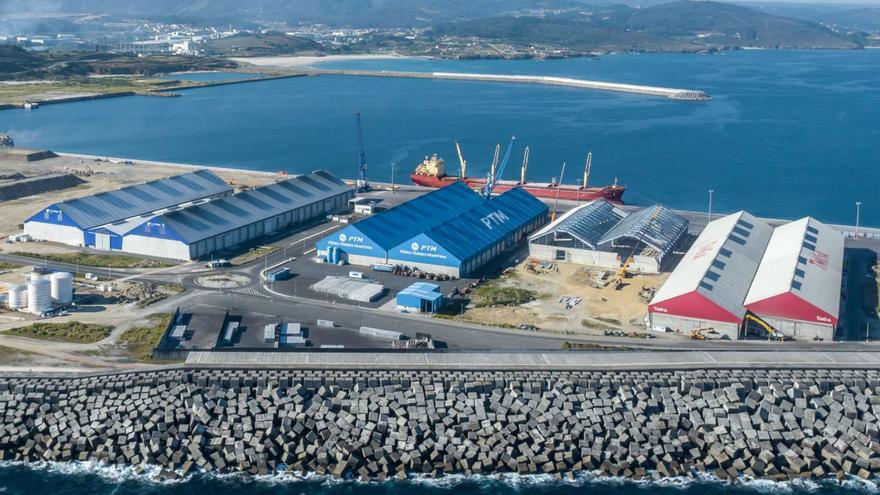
[
  {"left": 455, "top": 140, "right": 467, "bottom": 179},
  {"left": 354, "top": 112, "right": 370, "bottom": 192},
  {"left": 483, "top": 136, "right": 516, "bottom": 199},
  {"left": 614, "top": 206, "right": 662, "bottom": 289}
]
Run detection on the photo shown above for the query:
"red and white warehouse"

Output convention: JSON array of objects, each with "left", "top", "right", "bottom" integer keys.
[
  {"left": 648, "top": 212, "right": 844, "bottom": 340},
  {"left": 648, "top": 211, "right": 773, "bottom": 339},
  {"left": 743, "top": 217, "right": 843, "bottom": 340}
]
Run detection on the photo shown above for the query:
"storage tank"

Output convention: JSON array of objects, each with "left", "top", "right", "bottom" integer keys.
[
  {"left": 8, "top": 285, "right": 27, "bottom": 309},
  {"left": 49, "top": 272, "right": 73, "bottom": 304},
  {"left": 27, "top": 278, "right": 51, "bottom": 314}
]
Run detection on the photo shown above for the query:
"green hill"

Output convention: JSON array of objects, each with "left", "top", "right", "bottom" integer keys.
[{"left": 431, "top": 1, "right": 864, "bottom": 52}]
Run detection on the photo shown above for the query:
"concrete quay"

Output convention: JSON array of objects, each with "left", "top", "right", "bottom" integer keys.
[
  {"left": 306, "top": 69, "right": 711, "bottom": 100},
  {"left": 185, "top": 350, "right": 880, "bottom": 370},
  {"left": 2, "top": 364, "right": 880, "bottom": 481}
]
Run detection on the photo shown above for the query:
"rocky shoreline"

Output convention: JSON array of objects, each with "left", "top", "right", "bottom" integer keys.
[{"left": 1, "top": 367, "right": 879, "bottom": 482}]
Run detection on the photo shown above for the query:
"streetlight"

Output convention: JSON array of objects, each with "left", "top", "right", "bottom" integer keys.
[
  {"left": 856, "top": 201, "right": 862, "bottom": 236},
  {"left": 708, "top": 189, "right": 714, "bottom": 223},
  {"left": 390, "top": 162, "right": 396, "bottom": 194},
  {"left": 576, "top": 179, "right": 582, "bottom": 206}
]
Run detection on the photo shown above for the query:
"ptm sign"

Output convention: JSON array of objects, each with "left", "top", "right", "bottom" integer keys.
[{"left": 481, "top": 210, "right": 510, "bottom": 230}]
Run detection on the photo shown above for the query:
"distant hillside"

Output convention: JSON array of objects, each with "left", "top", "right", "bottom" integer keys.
[
  {"left": 3, "top": 0, "right": 596, "bottom": 27},
  {"left": 0, "top": 49, "right": 237, "bottom": 80},
  {"left": 205, "top": 32, "right": 326, "bottom": 56},
  {"left": 0, "top": 46, "right": 45, "bottom": 75},
  {"left": 432, "top": 1, "right": 864, "bottom": 51}
]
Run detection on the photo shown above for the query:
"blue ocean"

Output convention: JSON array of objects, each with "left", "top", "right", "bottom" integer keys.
[
  {"left": 1, "top": 50, "right": 878, "bottom": 226},
  {"left": 1, "top": 461, "right": 879, "bottom": 495}
]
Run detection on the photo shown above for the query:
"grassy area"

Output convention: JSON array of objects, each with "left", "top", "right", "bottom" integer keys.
[
  {"left": 0, "top": 262, "right": 21, "bottom": 271},
  {"left": 6, "top": 321, "right": 113, "bottom": 343},
  {"left": 11, "top": 251, "right": 173, "bottom": 269},
  {"left": 0, "top": 78, "right": 195, "bottom": 104},
  {"left": 472, "top": 285, "right": 538, "bottom": 308},
  {"left": 118, "top": 313, "right": 173, "bottom": 362}
]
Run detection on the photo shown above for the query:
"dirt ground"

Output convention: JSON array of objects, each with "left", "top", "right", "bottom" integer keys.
[
  {"left": 459, "top": 259, "right": 674, "bottom": 338},
  {"left": 0, "top": 152, "right": 280, "bottom": 239}
]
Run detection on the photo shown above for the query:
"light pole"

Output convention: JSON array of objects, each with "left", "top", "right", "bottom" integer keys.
[
  {"left": 708, "top": 189, "right": 714, "bottom": 223},
  {"left": 856, "top": 201, "right": 862, "bottom": 236},
  {"left": 576, "top": 179, "right": 582, "bottom": 206},
  {"left": 390, "top": 162, "right": 396, "bottom": 194}
]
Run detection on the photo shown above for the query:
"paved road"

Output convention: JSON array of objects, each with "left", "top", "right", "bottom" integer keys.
[{"left": 186, "top": 349, "right": 880, "bottom": 370}]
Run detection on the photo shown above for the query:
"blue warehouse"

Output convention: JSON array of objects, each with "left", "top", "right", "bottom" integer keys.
[
  {"left": 317, "top": 182, "right": 548, "bottom": 278},
  {"left": 24, "top": 169, "right": 353, "bottom": 260}
]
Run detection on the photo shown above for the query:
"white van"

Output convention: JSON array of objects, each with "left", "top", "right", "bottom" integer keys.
[{"left": 349, "top": 271, "right": 365, "bottom": 279}]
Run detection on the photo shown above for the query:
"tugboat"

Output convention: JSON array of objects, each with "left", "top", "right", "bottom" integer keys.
[{"left": 410, "top": 142, "right": 625, "bottom": 203}]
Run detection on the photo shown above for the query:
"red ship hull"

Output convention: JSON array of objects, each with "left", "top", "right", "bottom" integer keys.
[{"left": 410, "top": 173, "right": 625, "bottom": 203}]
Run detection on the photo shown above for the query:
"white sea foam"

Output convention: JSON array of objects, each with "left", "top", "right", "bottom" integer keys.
[{"left": 2, "top": 460, "right": 879, "bottom": 493}]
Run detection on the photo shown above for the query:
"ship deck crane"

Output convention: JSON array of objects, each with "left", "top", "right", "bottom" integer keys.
[
  {"left": 455, "top": 140, "right": 467, "bottom": 179},
  {"left": 489, "top": 144, "right": 501, "bottom": 183},
  {"left": 483, "top": 136, "right": 515, "bottom": 199},
  {"left": 582, "top": 152, "right": 592, "bottom": 190},
  {"left": 354, "top": 112, "right": 370, "bottom": 192},
  {"left": 614, "top": 206, "right": 662, "bottom": 289}
]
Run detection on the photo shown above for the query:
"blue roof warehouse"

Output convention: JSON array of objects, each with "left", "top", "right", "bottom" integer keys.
[
  {"left": 24, "top": 169, "right": 353, "bottom": 260},
  {"left": 316, "top": 182, "right": 548, "bottom": 278}
]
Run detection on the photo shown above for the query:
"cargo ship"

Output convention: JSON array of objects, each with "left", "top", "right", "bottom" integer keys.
[{"left": 409, "top": 148, "right": 625, "bottom": 203}]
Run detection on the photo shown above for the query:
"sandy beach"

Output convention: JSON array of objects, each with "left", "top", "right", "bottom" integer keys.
[{"left": 231, "top": 54, "right": 409, "bottom": 68}]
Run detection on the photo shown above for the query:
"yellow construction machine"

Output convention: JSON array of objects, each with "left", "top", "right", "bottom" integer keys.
[{"left": 745, "top": 313, "right": 785, "bottom": 341}]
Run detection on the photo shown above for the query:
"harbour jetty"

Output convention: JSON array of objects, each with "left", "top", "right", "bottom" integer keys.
[
  {"left": 306, "top": 69, "right": 711, "bottom": 100},
  {"left": 1, "top": 360, "right": 879, "bottom": 481}
]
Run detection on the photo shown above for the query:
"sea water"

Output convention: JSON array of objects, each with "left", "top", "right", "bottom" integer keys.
[
  {"left": 1, "top": 461, "right": 879, "bottom": 495},
  {"left": 1, "top": 50, "right": 878, "bottom": 225}
]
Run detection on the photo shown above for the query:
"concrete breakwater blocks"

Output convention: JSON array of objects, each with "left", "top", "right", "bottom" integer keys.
[{"left": 1, "top": 367, "right": 880, "bottom": 482}]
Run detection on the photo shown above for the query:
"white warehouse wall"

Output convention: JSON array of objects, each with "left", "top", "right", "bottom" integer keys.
[
  {"left": 122, "top": 235, "right": 191, "bottom": 261},
  {"left": 23, "top": 222, "right": 84, "bottom": 246}
]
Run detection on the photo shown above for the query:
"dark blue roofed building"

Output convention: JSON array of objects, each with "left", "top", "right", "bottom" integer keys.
[
  {"left": 24, "top": 169, "right": 353, "bottom": 261},
  {"left": 24, "top": 169, "right": 233, "bottom": 248},
  {"left": 317, "top": 182, "right": 548, "bottom": 278}
]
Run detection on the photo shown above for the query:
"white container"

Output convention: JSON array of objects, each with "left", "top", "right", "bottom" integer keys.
[
  {"left": 49, "top": 272, "right": 73, "bottom": 304},
  {"left": 27, "top": 271, "right": 45, "bottom": 282},
  {"left": 27, "top": 278, "right": 52, "bottom": 314},
  {"left": 8, "top": 285, "right": 27, "bottom": 309}
]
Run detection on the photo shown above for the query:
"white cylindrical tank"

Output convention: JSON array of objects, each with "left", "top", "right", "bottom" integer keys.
[
  {"left": 27, "top": 271, "right": 45, "bottom": 282},
  {"left": 50, "top": 272, "right": 73, "bottom": 304},
  {"left": 27, "top": 278, "right": 51, "bottom": 314},
  {"left": 8, "top": 285, "right": 27, "bottom": 309}
]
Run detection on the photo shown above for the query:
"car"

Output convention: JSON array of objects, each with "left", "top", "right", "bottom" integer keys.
[{"left": 205, "top": 259, "right": 231, "bottom": 268}]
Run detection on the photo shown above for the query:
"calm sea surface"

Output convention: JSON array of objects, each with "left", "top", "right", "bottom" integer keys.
[{"left": 1, "top": 50, "right": 878, "bottom": 226}]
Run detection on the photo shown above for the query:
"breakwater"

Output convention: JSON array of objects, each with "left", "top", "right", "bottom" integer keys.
[
  {"left": 1, "top": 365, "right": 879, "bottom": 482},
  {"left": 305, "top": 69, "right": 711, "bottom": 100}
]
